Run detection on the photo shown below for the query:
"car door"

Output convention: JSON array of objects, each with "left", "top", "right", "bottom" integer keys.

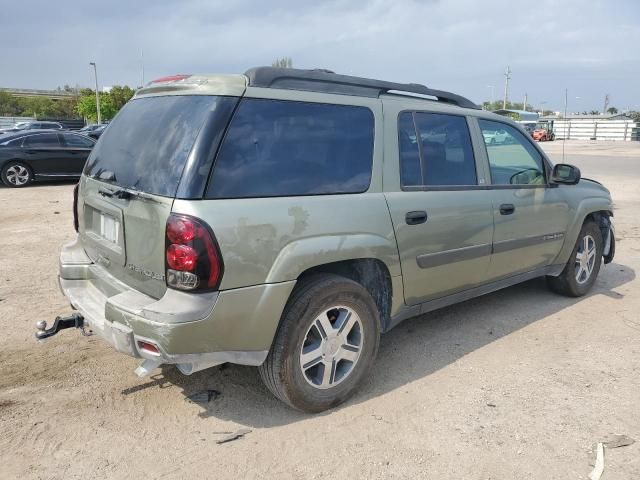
[
  {"left": 21, "top": 133, "right": 66, "bottom": 176},
  {"left": 475, "top": 118, "right": 570, "bottom": 280},
  {"left": 384, "top": 107, "right": 494, "bottom": 306},
  {"left": 60, "top": 133, "right": 95, "bottom": 174}
]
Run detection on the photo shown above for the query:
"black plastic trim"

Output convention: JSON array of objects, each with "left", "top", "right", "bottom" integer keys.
[
  {"left": 175, "top": 96, "right": 241, "bottom": 199},
  {"left": 387, "top": 264, "right": 565, "bottom": 331},
  {"left": 416, "top": 243, "right": 492, "bottom": 269},
  {"left": 492, "top": 232, "right": 565, "bottom": 254}
]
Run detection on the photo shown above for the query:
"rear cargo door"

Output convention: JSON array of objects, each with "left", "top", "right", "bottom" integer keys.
[
  {"left": 77, "top": 94, "right": 231, "bottom": 299},
  {"left": 78, "top": 178, "right": 172, "bottom": 299}
]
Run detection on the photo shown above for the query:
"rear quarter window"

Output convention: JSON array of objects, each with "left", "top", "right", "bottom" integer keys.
[{"left": 206, "top": 99, "right": 374, "bottom": 198}]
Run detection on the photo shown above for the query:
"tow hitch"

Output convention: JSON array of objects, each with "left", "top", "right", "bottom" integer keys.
[{"left": 35, "top": 313, "right": 88, "bottom": 340}]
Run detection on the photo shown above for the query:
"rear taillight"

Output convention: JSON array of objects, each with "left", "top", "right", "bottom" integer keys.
[
  {"left": 73, "top": 183, "right": 79, "bottom": 232},
  {"left": 165, "top": 213, "right": 223, "bottom": 292}
]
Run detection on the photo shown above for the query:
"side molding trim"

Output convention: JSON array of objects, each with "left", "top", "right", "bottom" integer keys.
[{"left": 387, "top": 263, "right": 565, "bottom": 331}]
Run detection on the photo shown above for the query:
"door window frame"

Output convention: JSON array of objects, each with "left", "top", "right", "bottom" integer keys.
[{"left": 397, "top": 109, "right": 485, "bottom": 192}]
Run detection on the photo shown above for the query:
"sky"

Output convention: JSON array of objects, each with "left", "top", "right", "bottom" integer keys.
[{"left": 1, "top": 0, "right": 639, "bottom": 112}]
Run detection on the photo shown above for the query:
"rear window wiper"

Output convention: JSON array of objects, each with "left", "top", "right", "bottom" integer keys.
[{"left": 98, "top": 188, "right": 161, "bottom": 203}]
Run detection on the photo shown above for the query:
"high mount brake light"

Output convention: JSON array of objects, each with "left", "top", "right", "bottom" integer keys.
[
  {"left": 165, "top": 214, "right": 223, "bottom": 292},
  {"left": 149, "top": 74, "right": 191, "bottom": 85}
]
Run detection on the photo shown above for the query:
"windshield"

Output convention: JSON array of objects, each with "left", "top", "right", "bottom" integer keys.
[
  {"left": 84, "top": 95, "right": 219, "bottom": 197},
  {"left": 13, "top": 122, "right": 30, "bottom": 130}
]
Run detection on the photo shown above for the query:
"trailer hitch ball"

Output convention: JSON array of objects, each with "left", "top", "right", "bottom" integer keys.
[{"left": 35, "top": 314, "right": 85, "bottom": 340}]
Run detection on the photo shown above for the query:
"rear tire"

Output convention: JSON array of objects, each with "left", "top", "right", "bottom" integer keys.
[
  {"left": 259, "top": 273, "right": 381, "bottom": 413},
  {"left": 547, "top": 220, "right": 603, "bottom": 297},
  {"left": 1, "top": 161, "right": 33, "bottom": 187}
]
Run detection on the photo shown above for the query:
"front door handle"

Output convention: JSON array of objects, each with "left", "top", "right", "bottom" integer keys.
[
  {"left": 406, "top": 211, "right": 428, "bottom": 225},
  {"left": 499, "top": 203, "right": 515, "bottom": 215}
]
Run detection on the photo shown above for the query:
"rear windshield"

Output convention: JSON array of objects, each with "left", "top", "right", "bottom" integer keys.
[
  {"left": 206, "top": 98, "right": 374, "bottom": 198},
  {"left": 84, "top": 95, "right": 219, "bottom": 197}
]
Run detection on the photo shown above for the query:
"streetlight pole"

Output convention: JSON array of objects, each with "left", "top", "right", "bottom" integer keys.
[{"left": 89, "top": 62, "right": 101, "bottom": 125}]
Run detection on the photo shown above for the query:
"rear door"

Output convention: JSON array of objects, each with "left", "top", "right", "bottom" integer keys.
[
  {"left": 21, "top": 133, "right": 66, "bottom": 175},
  {"left": 383, "top": 105, "right": 494, "bottom": 305},
  {"left": 59, "top": 132, "right": 94, "bottom": 174},
  {"left": 474, "top": 118, "right": 570, "bottom": 279}
]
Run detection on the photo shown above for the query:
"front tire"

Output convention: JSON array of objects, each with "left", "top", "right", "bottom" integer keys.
[
  {"left": 1, "top": 162, "right": 33, "bottom": 187},
  {"left": 259, "top": 274, "right": 381, "bottom": 412},
  {"left": 547, "top": 220, "right": 603, "bottom": 297}
]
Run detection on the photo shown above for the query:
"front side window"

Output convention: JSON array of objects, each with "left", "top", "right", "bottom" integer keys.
[
  {"left": 398, "top": 111, "right": 477, "bottom": 187},
  {"left": 22, "top": 133, "right": 60, "bottom": 147},
  {"left": 478, "top": 119, "right": 545, "bottom": 185},
  {"left": 207, "top": 99, "right": 374, "bottom": 198}
]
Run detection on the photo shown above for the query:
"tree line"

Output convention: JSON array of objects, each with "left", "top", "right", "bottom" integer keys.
[{"left": 0, "top": 85, "right": 135, "bottom": 122}]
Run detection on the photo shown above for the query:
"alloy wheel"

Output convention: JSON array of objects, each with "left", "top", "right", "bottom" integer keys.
[
  {"left": 575, "top": 234, "right": 597, "bottom": 284},
  {"left": 5, "top": 165, "right": 30, "bottom": 186},
  {"left": 299, "top": 306, "right": 364, "bottom": 389}
]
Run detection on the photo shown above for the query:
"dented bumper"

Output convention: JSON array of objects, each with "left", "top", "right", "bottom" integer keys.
[{"left": 57, "top": 239, "right": 295, "bottom": 375}]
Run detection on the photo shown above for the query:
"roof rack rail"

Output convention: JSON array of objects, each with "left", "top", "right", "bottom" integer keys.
[{"left": 244, "top": 66, "right": 479, "bottom": 110}]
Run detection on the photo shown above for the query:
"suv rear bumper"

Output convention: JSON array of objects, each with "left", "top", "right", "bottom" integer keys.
[{"left": 58, "top": 239, "right": 295, "bottom": 375}]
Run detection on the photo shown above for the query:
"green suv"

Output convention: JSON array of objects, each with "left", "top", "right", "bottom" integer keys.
[{"left": 38, "top": 67, "right": 615, "bottom": 412}]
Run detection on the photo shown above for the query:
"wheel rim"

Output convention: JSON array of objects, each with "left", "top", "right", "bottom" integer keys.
[
  {"left": 5, "top": 165, "right": 30, "bottom": 186},
  {"left": 299, "top": 306, "right": 364, "bottom": 390},
  {"left": 575, "top": 234, "right": 597, "bottom": 284}
]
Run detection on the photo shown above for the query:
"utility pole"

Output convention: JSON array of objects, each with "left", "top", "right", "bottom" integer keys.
[
  {"left": 603, "top": 94, "right": 610, "bottom": 115},
  {"left": 503, "top": 66, "right": 511, "bottom": 109},
  {"left": 523, "top": 93, "right": 528, "bottom": 111},
  {"left": 89, "top": 62, "right": 101, "bottom": 125}
]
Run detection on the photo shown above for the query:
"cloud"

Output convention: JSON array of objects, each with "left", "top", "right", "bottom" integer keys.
[{"left": 1, "top": 0, "right": 638, "bottom": 110}]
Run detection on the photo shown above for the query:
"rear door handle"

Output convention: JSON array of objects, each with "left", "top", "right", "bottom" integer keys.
[
  {"left": 406, "top": 211, "right": 428, "bottom": 225},
  {"left": 499, "top": 203, "right": 515, "bottom": 215}
]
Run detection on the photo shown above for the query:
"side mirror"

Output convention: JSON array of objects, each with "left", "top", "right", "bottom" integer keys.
[{"left": 551, "top": 163, "right": 581, "bottom": 185}]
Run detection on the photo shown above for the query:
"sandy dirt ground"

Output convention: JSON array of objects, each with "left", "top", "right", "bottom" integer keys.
[{"left": 0, "top": 141, "right": 639, "bottom": 479}]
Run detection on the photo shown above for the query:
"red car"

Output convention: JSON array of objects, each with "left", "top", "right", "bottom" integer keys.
[{"left": 532, "top": 128, "right": 555, "bottom": 141}]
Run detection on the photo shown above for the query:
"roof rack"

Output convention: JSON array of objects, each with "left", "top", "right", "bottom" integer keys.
[{"left": 244, "top": 67, "right": 480, "bottom": 110}]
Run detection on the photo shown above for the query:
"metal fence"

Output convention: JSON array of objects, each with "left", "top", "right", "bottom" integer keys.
[
  {"left": 552, "top": 120, "right": 640, "bottom": 141},
  {"left": 0, "top": 116, "right": 34, "bottom": 129},
  {"left": 0, "top": 116, "right": 85, "bottom": 130}
]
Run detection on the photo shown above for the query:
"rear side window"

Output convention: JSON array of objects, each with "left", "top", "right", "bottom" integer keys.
[
  {"left": 84, "top": 95, "right": 219, "bottom": 197},
  {"left": 62, "top": 133, "right": 94, "bottom": 148},
  {"left": 398, "top": 112, "right": 477, "bottom": 187},
  {"left": 206, "top": 99, "right": 374, "bottom": 198},
  {"left": 23, "top": 133, "right": 60, "bottom": 147}
]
